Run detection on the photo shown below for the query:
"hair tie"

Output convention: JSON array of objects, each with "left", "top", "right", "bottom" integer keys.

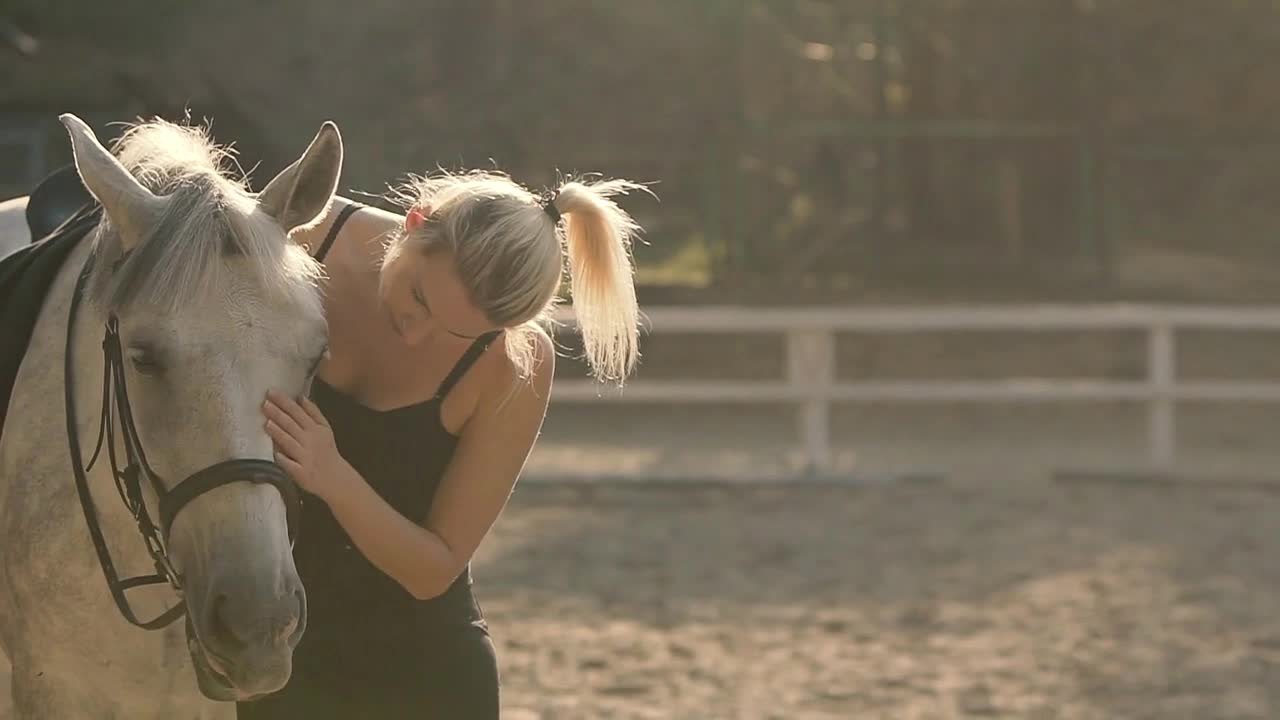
[{"left": 542, "top": 194, "right": 561, "bottom": 224}]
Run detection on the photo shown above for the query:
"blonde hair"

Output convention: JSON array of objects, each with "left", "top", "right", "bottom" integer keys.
[{"left": 386, "top": 169, "right": 648, "bottom": 385}]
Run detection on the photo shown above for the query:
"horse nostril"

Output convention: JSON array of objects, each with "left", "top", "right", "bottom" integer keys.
[
  {"left": 207, "top": 593, "right": 247, "bottom": 656},
  {"left": 202, "top": 581, "right": 306, "bottom": 658}
]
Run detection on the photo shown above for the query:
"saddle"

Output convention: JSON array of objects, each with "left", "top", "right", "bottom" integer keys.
[
  {"left": 26, "top": 164, "right": 93, "bottom": 242},
  {"left": 0, "top": 199, "right": 100, "bottom": 445}
]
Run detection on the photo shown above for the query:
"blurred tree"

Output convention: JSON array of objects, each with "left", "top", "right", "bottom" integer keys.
[{"left": 6, "top": 0, "right": 1280, "bottom": 300}]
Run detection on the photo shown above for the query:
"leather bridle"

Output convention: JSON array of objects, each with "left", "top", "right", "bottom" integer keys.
[{"left": 64, "top": 247, "right": 300, "bottom": 630}]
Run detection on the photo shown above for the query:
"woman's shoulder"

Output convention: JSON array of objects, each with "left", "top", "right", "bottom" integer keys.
[
  {"left": 454, "top": 324, "right": 555, "bottom": 445},
  {"left": 337, "top": 202, "right": 401, "bottom": 259},
  {"left": 475, "top": 324, "right": 556, "bottom": 409},
  {"left": 294, "top": 197, "right": 401, "bottom": 263},
  {"left": 345, "top": 201, "right": 403, "bottom": 235}
]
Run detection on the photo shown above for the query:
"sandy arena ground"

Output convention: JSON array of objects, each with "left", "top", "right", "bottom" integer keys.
[
  {"left": 472, "top": 478, "right": 1280, "bottom": 720},
  {"left": 7, "top": 380, "right": 1280, "bottom": 718},
  {"left": 9, "top": 469, "right": 1280, "bottom": 719}
]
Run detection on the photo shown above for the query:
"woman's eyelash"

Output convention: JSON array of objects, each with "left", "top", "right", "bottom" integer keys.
[{"left": 412, "top": 288, "right": 431, "bottom": 314}]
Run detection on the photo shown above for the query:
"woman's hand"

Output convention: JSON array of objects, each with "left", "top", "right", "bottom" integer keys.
[{"left": 263, "top": 389, "right": 349, "bottom": 503}]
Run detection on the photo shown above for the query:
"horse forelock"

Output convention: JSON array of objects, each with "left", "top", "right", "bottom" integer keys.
[{"left": 86, "top": 119, "right": 324, "bottom": 314}]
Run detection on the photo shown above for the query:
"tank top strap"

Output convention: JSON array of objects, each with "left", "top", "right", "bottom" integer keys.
[
  {"left": 433, "top": 330, "right": 504, "bottom": 402},
  {"left": 313, "top": 202, "right": 367, "bottom": 262}
]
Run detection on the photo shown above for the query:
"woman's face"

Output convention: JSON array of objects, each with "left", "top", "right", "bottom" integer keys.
[{"left": 377, "top": 241, "right": 495, "bottom": 348}]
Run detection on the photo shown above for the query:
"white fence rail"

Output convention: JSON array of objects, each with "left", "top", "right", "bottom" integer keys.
[{"left": 551, "top": 305, "right": 1280, "bottom": 475}]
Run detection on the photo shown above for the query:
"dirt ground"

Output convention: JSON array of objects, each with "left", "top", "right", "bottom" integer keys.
[
  {"left": 470, "top": 479, "right": 1280, "bottom": 720},
  {"left": 5, "top": 447, "right": 1280, "bottom": 719},
  {"left": 8, "top": 327, "right": 1280, "bottom": 718}
]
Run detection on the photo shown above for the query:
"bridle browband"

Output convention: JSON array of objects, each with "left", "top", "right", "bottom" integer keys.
[{"left": 64, "top": 246, "right": 301, "bottom": 630}]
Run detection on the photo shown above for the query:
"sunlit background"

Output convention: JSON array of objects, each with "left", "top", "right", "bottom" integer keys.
[{"left": 5, "top": 2, "right": 1280, "bottom": 718}]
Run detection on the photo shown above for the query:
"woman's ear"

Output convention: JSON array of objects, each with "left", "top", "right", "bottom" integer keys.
[{"left": 405, "top": 204, "right": 433, "bottom": 232}]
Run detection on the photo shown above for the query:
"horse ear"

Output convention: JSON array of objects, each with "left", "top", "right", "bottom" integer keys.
[
  {"left": 58, "top": 114, "right": 165, "bottom": 251},
  {"left": 257, "top": 121, "right": 344, "bottom": 237}
]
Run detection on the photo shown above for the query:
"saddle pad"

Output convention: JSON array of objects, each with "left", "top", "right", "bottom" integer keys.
[{"left": 0, "top": 203, "right": 100, "bottom": 444}]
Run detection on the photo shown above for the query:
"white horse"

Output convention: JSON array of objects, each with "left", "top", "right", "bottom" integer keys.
[
  {"left": 0, "top": 113, "right": 343, "bottom": 718},
  {"left": 0, "top": 196, "right": 30, "bottom": 260}
]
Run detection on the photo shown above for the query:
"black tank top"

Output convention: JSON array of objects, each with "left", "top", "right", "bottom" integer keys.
[{"left": 291, "top": 203, "right": 501, "bottom": 687}]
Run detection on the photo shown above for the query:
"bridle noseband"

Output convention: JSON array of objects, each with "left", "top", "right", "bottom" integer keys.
[{"left": 65, "top": 247, "right": 301, "bottom": 630}]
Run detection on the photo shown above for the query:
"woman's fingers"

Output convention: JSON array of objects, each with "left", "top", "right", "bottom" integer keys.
[
  {"left": 266, "top": 419, "right": 305, "bottom": 460},
  {"left": 264, "top": 399, "right": 305, "bottom": 437},
  {"left": 274, "top": 451, "right": 304, "bottom": 481},
  {"left": 266, "top": 390, "right": 312, "bottom": 428},
  {"left": 299, "top": 397, "right": 328, "bottom": 426}
]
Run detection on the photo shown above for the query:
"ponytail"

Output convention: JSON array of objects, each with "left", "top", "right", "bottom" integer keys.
[
  {"left": 384, "top": 168, "right": 649, "bottom": 387},
  {"left": 551, "top": 179, "right": 648, "bottom": 385}
]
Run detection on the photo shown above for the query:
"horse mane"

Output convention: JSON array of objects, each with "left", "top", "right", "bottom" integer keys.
[{"left": 86, "top": 118, "right": 323, "bottom": 312}]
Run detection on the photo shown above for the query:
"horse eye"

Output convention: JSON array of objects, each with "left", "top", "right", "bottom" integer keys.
[
  {"left": 127, "top": 346, "right": 165, "bottom": 376},
  {"left": 308, "top": 346, "right": 330, "bottom": 376}
]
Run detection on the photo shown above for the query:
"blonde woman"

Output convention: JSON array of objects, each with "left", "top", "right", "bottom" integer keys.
[{"left": 236, "top": 170, "right": 647, "bottom": 718}]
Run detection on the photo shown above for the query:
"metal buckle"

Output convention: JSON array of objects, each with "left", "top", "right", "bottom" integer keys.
[{"left": 142, "top": 529, "right": 183, "bottom": 591}]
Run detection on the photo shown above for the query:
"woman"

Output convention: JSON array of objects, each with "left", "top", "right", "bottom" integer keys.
[{"left": 236, "top": 169, "right": 647, "bottom": 718}]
